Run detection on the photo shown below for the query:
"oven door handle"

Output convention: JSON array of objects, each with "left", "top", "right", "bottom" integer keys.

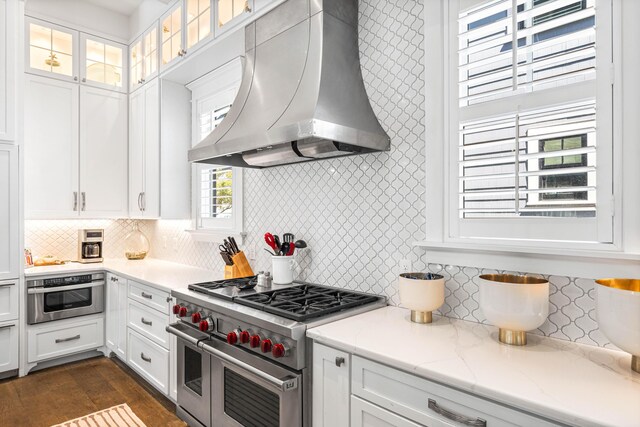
[
  {"left": 27, "top": 281, "right": 105, "bottom": 294},
  {"left": 200, "top": 341, "right": 299, "bottom": 392},
  {"left": 166, "top": 323, "right": 209, "bottom": 346}
]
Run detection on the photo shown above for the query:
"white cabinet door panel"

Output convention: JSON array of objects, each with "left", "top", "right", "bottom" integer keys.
[
  {"left": 24, "top": 75, "right": 79, "bottom": 218},
  {"left": 127, "top": 328, "right": 169, "bottom": 394},
  {"left": 129, "top": 86, "right": 145, "bottom": 217},
  {"left": 143, "top": 78, "right": 160, "bottom": 218},
  {"left": 0, "top": 279, "right": 18, "bottom": 322},
  {"left": 0, "top": 0, "right": 17, "bottom": 141},
  {"left": 27, "top": 316, "right": 104, "bottom": 363},
  {"left": 0, "top": 321, "right": 18, "bottom": 374},
  {"left": 79, "top": 86, "right": 128, "bottom": 218},
  {"left": 0, "top": 145, "right": 18, "bottom": 280},
  {"left": 351, "top": 396, "right": 422, "bottom": 427},
  {"left": 312, "top": 343, "right": 351, "bottom": 427}
]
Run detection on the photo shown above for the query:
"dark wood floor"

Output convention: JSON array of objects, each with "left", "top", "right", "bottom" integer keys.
[{"left": 0, "top": 356, "right": 186, "bottom": 427}]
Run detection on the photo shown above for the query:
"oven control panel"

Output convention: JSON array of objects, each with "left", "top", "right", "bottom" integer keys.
[{"left": 172, "top": 300, "right": 297, "bottom": 363}]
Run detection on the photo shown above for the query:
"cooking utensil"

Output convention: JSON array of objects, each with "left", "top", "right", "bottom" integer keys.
[
  {"left": 283, "top": 233, "right": 295, "bottom": 243},
  {"left": 264, "top": 233, "right": 277, "bottom": 251},
  {"left": 279, "top": 242, "right": 290, "bottom": 257},
  {"left": 274, "top": 235, "right": 281, "bottom": 250},
  {"left": 294, "top": 240, "right": 307, "bottom": 249},
  {"left": 220, "top": 251, "right": 234, "bottom": 266},
  {"left": 264, "top": 248, "right": 276, "bottom": 256},
  {"left": 286, "top": 243, "right": 295, "bottom": 256}
]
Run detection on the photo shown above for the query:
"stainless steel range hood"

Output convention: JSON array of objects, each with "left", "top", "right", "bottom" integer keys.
[{"left": 188, "top": 0, "right": 390, "bottom": 168}]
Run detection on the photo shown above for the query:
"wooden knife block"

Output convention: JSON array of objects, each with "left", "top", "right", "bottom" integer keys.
[{"left": 225, "top": 251, "right": 254, "bottom": 279}]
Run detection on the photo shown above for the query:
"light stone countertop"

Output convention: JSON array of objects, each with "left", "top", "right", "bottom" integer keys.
[
  {"left": 24, "top": 258, "right": 222, "bottom": 292},
  {"left": 307, "top": 305, "right": 640, "bottom": 427}
]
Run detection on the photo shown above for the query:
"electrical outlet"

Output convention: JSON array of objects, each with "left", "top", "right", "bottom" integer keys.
[{"left": 399, "top": 259, "right": 412, "bottom": 273}]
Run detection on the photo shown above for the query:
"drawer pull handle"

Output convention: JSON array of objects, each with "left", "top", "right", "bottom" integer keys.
[
  {"left": 335, "top": 356, "right": 345, "bottom": 367},
  {"left": 141, "top": 318, "right": 152, "bottom": 326},
  {"left": 141, "top": 352, "right": 152, "bottom": 363},
  {"left": 428, "top": 399, "right": 486, "bottom": 427},
  {"left": 55, "top": 335, "right": 81, "bottom": 344},
  {"left": 141, "top": 292, "right": 153, "bottom": 299},
  {"left": 0, "top": 282, "right": 16, "bottom": 288},
  {"left": 0, "top": 323, "right": 15, "bottom": 330}
]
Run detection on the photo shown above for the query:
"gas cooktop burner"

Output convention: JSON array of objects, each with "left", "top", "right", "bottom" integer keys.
[{"left": 235, "top": 284, "right": 380, "bottom": 321}]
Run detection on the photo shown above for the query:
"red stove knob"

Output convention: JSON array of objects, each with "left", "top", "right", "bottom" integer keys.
[
  {"left": 199, "top": 318, "right": 214, "bottom": 332},
  {"left": 249, "top": 334, "right": 261, "bottom": 348},
  {"left": 191, "top": 312, "right": 202, "bottom": 323},
  {"left": 260, "top": 339, "right": 272, "bottom": 353},
  {"left": 173, "top": 304, "right": 182, "bottom": 314},
  {"left": 178, "top": 307, "right": 188, "bottom": 317},
  {"left": 227, "top": 330, "right": 240, "bottom": 345},
  {"left": 239, "top": 330, "right": 251, "bottom": 344},
  {"left": 272, "top": 343, "right": 287, "bottom": 358}
]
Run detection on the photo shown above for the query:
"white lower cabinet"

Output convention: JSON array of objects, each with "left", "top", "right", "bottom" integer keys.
[
  {"left": 106, "top": 273, "right": 127, "bottom": 360},
  {"left": 0, "top": 279, "right": 18, "bottom": 322},
  {"left": 128, "top": 280, "right": 171, "bottom": 315},
  {"left": 312, "top": 343, "right": 351, "bottom": 427},
  {"left": 0, "top": 145, "right": 19, "bottom": 280},
  {"left": 27, "top": 316, "right": 104, "bottom": 363},
  {"left": 127, "top": 328, "right": 170, "bottom": 395},
  {"left": 351, "top": 396, "right": 421, "bottom": 427},
  {"left": 128, "top": 299, "right": 170, "bottom": 349},
  {"left": 0, "top": 321, "right": 18, "bottom": 375},
  {"left": 313, "top": 343, "right": 560, "bottom": 427}
]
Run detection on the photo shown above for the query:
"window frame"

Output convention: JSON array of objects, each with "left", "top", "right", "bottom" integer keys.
[
  {"left": 423, "top": 0, "right": 640, "bottom": 278},
  {"left": 187, "top": 58, "right": 243, "bottom": 238}
]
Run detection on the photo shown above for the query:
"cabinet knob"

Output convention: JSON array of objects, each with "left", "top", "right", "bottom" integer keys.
[
  {"left": 335, "top": 356, "right": 345, "bottom": 367},
  {"left": 74, "top": 76, "right": 78, "bottom": 81},
  {"left": 82, "top": 77, "right": 86, "bottom": 82}
]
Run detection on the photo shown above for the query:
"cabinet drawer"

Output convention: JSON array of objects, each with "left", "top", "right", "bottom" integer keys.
[
  {"left": 0, "top": 321, "right": 19, "bottom": 374},
  {"left": 127, "top": 328, "right": 169, "bottom": 395},
  {"left": 128, "top": 280, "right": 170, "bottom": 315},
  {"left": 0, "top": 280, "right": 18, "bottom": 322},
  {"left": 351, "top": 396, "right": 421, "bottom": 427},
  {"left": 128, "top": 299, "right": 170, "bottom": 349},
  {"left": 352, "top": 356, "right": 558, "bottom": 427},
  {"left": 27, "top": 316, "right": 104, "bottom": 363}
]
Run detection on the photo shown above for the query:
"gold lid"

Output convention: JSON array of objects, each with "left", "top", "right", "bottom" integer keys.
[
  {"left": 595, "top": 278, "right": 640, "bottom": 292},
  {"left": 479, "top": 274, "right": 547, "bottom": 285}
]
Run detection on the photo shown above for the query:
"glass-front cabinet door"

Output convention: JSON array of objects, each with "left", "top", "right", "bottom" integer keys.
[
  {"left": 129, "top": 24, "right": 158, "bottom": 92},
  {"left": 160, "top": 3, "right": 184, "bottom": 70},
  {"left": 186, "top": 0, "right": 213, "bottom": 50},
  {"left": 216, "top": 0, "right": 253, "bottom": 34},
  {"left": 26, "top": 17, "right": 79, "bottom": 82},
  {"left": 80, "top": 34, "right": 127, "bottom": 93}
]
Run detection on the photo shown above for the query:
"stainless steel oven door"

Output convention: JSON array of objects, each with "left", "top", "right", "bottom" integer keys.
[
  {"left": 178, "top": 336, "right": 211, "bottom": 427},
  {"left": 27, "top": 281, "right": 104, "bottom": 324},
  {"left": 200, "top": 338, "right": 303, "bottom": 427}
]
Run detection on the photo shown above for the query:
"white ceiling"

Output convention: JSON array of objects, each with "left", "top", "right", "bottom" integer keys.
[{"left": 83, "top": 0, "right": 146, "bottom": 16}]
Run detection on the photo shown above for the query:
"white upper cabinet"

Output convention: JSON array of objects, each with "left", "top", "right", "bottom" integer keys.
[
  {"left": 24, "top": 75, "right": 79, "bottom": 219},
  {"left": 216, "top": 0, "right": 253, "bottom": 35},
  {"left": 80, "top": 33, "right": 127, "bottom": 93},
  {"left": 0, "top": 0, "right": 17, "bottom": 142},
  {"left": 79, "top": 86, "right": 128, "bottom": 218},
  {"left": 0, "top": 145, "right": 19, "bottom": 280},
  {"left": 160, "top": 3, "right": 184, "bottom": 71},
  {"left": 130, "top": 24, "right": 158, "bottom": 92},
  {"left": 25, "top": 75, "right": 128, "bottom": 219},
  {"left": 129, "top": 78, "right": 160, "bottom": 218},
  {"left": 26, "top": 17, "right": 79, "bottom": 83}
]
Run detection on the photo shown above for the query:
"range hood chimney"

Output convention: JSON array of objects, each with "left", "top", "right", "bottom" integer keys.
[{"left": 188, "top": 0, "right": 390, "bottom": 168}]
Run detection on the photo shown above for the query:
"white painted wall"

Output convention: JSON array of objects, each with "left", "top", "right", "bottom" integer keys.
[{"left": 25, "top": 0, "right": 130, "bottom": 42}]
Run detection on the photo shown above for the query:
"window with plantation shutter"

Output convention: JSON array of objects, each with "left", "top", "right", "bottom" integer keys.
[
  {"left": 189, "top": 59, "right": 243, "bottom": 233},
  {"left": 448, "top": 0, "right": 613, "bottom": 243}
]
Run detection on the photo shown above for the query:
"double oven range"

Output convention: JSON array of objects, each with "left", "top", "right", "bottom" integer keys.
[{"left": 167, "top": 278, "right": 386, "bottom": 427}]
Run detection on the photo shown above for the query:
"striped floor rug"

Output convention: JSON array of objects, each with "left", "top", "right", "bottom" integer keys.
[{"left": 51, "top": 404, "right": 147, "bottom": 427}]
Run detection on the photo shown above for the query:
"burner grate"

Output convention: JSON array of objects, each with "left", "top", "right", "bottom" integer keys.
[
  {"left": 235, "top": 284, "right": 380, "bottom": 321},
  {"left": 189, "top": 276, "right": 258, "bottom": 294}
]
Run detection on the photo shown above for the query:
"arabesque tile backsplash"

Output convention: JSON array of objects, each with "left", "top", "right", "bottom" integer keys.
[{"left": 24, "top": 0, "right": 613, "bottom": 350}]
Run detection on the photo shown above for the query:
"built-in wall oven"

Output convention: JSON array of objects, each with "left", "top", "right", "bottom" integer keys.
[
  {"left": 27, "top": 273, "right": 105, "bottom": 324},
  {"left": 169, "top": 323, "right": 303, "bottom": 427}
]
